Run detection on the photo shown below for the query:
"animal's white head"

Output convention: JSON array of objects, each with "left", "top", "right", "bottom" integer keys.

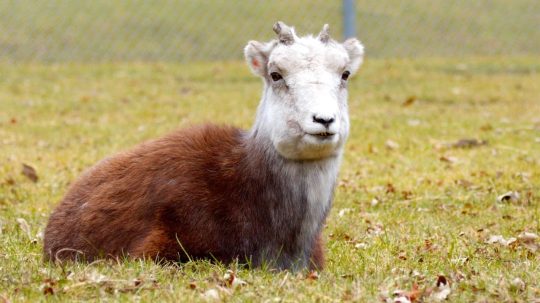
[{"left": 245, "top": 22, "right": 364, "bottom": 160}]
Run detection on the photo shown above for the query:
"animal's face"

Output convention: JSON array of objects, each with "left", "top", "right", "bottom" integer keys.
[{"left": 245, "top": 22, "right": 364, "bottom": 160}]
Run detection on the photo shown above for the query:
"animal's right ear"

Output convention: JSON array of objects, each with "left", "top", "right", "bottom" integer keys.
[
  {"left": 343, "top": 38, "right": 365, "bottom": 75},
  {"left": 244, "top": 40, "right": 274, "bottom": 77}
]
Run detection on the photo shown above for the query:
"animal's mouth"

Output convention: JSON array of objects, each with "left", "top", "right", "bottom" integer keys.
[{"left": 307, "top": 132, "right": 336, "bottom": 139}]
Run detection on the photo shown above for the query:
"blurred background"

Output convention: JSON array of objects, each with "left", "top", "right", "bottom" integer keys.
[{"left": 1, "top": 0, "right": 539, "bottom": 63}]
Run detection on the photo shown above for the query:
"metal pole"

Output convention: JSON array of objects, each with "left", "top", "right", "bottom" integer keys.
[{"left": 343, "top": 0, "right": 356, "bottom": 39}]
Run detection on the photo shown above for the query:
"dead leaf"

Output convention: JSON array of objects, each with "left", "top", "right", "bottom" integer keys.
[
  {"left": 367, "top": 224, "right": 385, "bottom": 237},
  {"left": 518, "top": 231, "right": 539, "bottom": 242},
  {"left": 486, "top": 235, "right": 517, "bottom": 246},
  {"left": 426, "top": 275, "right": 451, "bottom": 301},
  {"left": 510, "top": 277, "right": 525, "bottom": 291},
  {"left": 40, "top": 277, "right": 59, "bottom": 296},
  {"left": 392, "top": 284, "right": 421, "bottom": 303},
  {"left": 0, "top": 294, "right": 10, "bottom": 303},
  {"left": 4, "top": 178, "right": 15, "bottom": 186},
  {"left": 85, "top": 270, "right": 107, "bottom": 283},
  {"left": 455, "top": 179, "right": 474, "bottom": 188},
  {"left": 431, "top": 284, "right": 451, "bottom": 301},
  {"left": 407, "top": 119, "right": 421, "bottom": 126},
  {"left": 450, "top": 138, "right": 487, "bottom": 149},
  {"left": 517, "top": 232, "right": 539, "bottom": 252},
  {"left": 368, "top": 144, "right": 379, "bottom": 154},
  {"left": 402, "top": 96, "right": 417, "bottom": 107},
  {"left": 386, "top": 183, "right": 396, "bottom": 194},
  {"left": 21, "top": 163, "right": 38, "bottom": 182},
  {"left": 496, "top": 191, "right": 520, "bottom": 203},
  {"left": 393, "top": 295, "right": 411, "bottom": 303},
  {"left": 355, "top": 242, "right": 368, "bottom": 249},
  {"left": 202, "top": 288, "right": 220, "bottom": 301},
  {"left": 338, "top": 208, "right": 353, "bottom": 217},
  {"left": 480, "top": 124, "right": 493, "bottom": 131},
  {"left": 223, "top": 270, "right": 247, "bottom": 288},
  {"left": 440, "top": 156, "right": 458, "bottom": 164},
  {"left": 42, "top": 286, "right": 54, "bottom": 295},
  {"left": 386, "top": 140, "right": 400, "bottom": 150},
  {"left": 16, "top": 218, "right": 32, "bottom": 240},
  {"left": 306, "top": 271, "right": 319, "bottom": 281}
]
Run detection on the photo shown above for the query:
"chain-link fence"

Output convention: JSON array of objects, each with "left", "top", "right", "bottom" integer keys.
[{"left": 1, "top": 0, "right": 539, "bottom": 63}]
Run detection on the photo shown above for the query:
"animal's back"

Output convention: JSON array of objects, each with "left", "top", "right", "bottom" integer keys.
[{"left": 43, "top": 124, "right": 246, "bottom": 261}]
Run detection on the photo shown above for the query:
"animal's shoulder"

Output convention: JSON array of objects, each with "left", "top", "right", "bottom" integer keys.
[
  {"left": 73, "top": 124, "right": 245, "bottom": 190},
  {"left": 133, "top": 124, "right": 245, "bottom": 163},
  {"left": 158, "top": 124, "right": 244, "bottom": 151}
]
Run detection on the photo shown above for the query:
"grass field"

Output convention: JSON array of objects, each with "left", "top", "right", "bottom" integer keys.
[
  {"left": 1, "top": 0, "right": 540, "bottom": 61},
  {"left": 1, "top": 57, "right": 540, "bottom": 302}
]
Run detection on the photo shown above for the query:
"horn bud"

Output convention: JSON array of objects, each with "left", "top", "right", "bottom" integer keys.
[
  {"left": 273, "top": 21, "right": 295, "bottom": 45},
  {"left": 318, "top": 24, "right": 330, "bottom": 43}
]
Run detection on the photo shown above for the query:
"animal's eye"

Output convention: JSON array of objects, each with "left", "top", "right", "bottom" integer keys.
[
  {"left": 270, "top": 72, "right": 283, "bottom": 81},
  {"left": 341, "top": 71, "right": 351, "bottom": 81}
]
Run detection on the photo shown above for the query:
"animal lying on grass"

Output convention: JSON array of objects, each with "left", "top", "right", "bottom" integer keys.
[{"left": 43, "top": 22, "right": 364, "bottom": 271}]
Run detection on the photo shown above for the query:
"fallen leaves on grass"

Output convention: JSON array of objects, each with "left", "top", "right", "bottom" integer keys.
[
  {"left": 366, "top": 223, "right": 385, "bottom": 237},
  {"left": 202, "top": 283, "right": 235, "bottom": 301},
  {"left": 510, "top": 277, "right": 526, "bottom": 291},
  {"left": 3, "top": 177, "right": 15, "bottom": 186},
  {"left": 202, "top": 288, "right": 222, "bottom": 301},
  {"left": 496, "top": 191, "right": 520, "bottom": 203},
  {"left": 223, "top": 270, "right": 247, "bottom": 289},
  {"left": 392, "top": 284, "right": 420, "bottom": 303},
  {"left": 338, "top": 208, "right": 353, "bottom": 217},
  {"left": 306, "top": 271, "right": 319, "bottom": 281},
  {"left": 439, "top": 155, "right": 458, "bottom": 164},
  {"left": 16, "top": 218, "right": 32, "bottom": 240},
  {"left": 517, "top": 232, "right": 539, "bottom": 252},
  {"left": 62, "top": 270, "right": 159, "bottom": 294},
  {"left": 450, "top": 138, "right": 488, "bottom": 149},
  {"left": 407, "top": 119, "right": 421, "bottom": 126},
  {"left": 41, "top": 278, "right": 57, "bottom": 296},
  {"left": 354, "top": 242, "right": 368, "bottom": 249},
  {"left": 455, "top": 179, "right": 474, "bottom": 189},
  {"left": 402, "top": 96, "right": 417, "bottom": 107},
  {"left": 386, "top": 140, "right": 400, "bottom": 150},
  {"left": 486, "top": 235, "right": 517, "bottom": 246},
  {"left": 21, "top": 163, "right": 38, "bottom": 182},
  {"left": 486, "top": 232, "right": 539, "bottom": 252},
  {"left": 386, "top": 275, "right": 451, "bottom": 302},
  {"left": 428, "top": 275, "right": 451, "bottom": 301}
]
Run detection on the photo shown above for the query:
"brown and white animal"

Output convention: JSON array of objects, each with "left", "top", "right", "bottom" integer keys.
[{"left": 43, "top": 22, "right": 364, "bottom": 271}]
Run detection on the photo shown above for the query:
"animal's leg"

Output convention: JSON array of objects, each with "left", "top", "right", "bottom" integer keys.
[{"left": 309, "top": 233, "right": 325, "bottom": 270}]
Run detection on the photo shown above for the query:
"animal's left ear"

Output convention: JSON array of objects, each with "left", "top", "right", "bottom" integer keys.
[
  {"left": 343, "top": 38, "right": 365, "bottom": 75},
  {"left": 244, "top": 40, "right": 275, "bottom": 77}
]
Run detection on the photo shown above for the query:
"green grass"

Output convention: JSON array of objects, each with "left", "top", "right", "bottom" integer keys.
[
  {"left": 1, "top": 57, "right": 540, "bottom": 301},
  {"left": 1, "top": 1, "right": 539, "bottom": 61}
]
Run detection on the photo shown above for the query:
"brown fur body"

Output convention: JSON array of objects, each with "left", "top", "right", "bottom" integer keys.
[{"left": 44, "top": 125, "right": 328, "bottom": 269}]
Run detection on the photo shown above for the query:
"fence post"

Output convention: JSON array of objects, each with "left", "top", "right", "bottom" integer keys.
[{"left": 343, "top": 0, "right": 356, "bottom": 39}]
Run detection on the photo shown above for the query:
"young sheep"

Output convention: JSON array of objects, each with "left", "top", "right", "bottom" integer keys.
[{"left": 43, "top": 22, "right": 364, "bottom": 270}]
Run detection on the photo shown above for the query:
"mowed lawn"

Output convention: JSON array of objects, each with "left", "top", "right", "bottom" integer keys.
[{"left": 1, "top": 57, "right": 539, "bottom": 302}]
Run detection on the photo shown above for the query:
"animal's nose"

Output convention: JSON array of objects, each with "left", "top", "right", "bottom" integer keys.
[{"left": 312, "top": 115, "right": 335, "bottom": 128}]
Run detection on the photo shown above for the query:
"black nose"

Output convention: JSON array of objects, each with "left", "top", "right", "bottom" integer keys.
[{"left": 313, "top": 115, "right": 335, "bottom": 128}]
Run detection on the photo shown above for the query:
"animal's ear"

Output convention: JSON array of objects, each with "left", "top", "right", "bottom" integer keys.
[
  {"left": 343, "top": 38, "right": 365, "bottom": 75},
  {"left": 244, "top": 40, "right": 275, "bottom": 77}
]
